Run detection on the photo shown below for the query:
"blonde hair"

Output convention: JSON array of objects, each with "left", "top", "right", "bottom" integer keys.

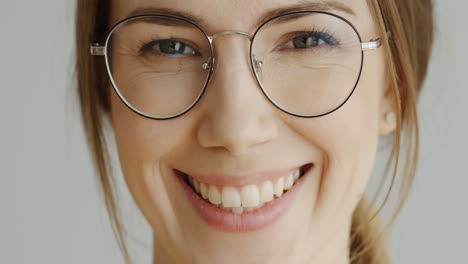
[{"left": 74, "top": 0, "right": 433, "bottom": 263}]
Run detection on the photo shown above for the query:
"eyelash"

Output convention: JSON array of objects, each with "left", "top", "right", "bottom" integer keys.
[
  {"left": 136, "top": 27, "right": 339, "bottom": 57},
  {"left": 138, "top": 37, "right": 168, "bottom": 56},
  {"left": 137, "top": 37, "right": 199, "bottom": 57},
  {"left": 276, "top": 28, "right": 340, "bottom": 50}
]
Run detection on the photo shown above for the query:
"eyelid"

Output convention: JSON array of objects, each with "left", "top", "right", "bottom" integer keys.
[
  {"left": 138, "top": 37, "right": 203, "bottom": 56},
  {"left": 273, "top": 30, "right": 337, "bottom": 51}
]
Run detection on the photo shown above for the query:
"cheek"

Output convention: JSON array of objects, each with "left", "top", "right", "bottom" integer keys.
[
  {"left": 326, "top": 93, "right": 380, "bottom": 208},
  {"left": 108, "top": 91, "right": 197, "bottom": 231},
  {"left": 284, "top": 53, "right": 385, "bottom": 215},
  {"left": 110, "top": 90, "right": 186, "bottom": 154},
  {"left": 109, "top": 91, "right": 192, "bottom": 186}
]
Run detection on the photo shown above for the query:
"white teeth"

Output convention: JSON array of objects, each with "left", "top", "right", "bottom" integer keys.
[
  {"left": 240, "top": 184, "right": 260, "bottom": 207},
  {"left": 274, "top": 177, "right": 284, "bottom": 198},
  {"left": 222, "top": 187, "right": 241, "bottom": 207},
  {"left": 200, "top": 182, "right": 208, "bottom": 199},
  {"left": 255, "top": 202, "right": 265, "bottom": 209},
  {"left": 193, "top": 179, "right": 200, "bottom": 193},
  {"left": 284, "top": 174, "right": 294, "bottom": 191},
  {"left": 244, "top": 206, "right": 255, "bottom": 212},
  {"left": 208, "top": 185, "right": 221, "bottom": 205},
  {"left": 186, "top": 166, "right": 305, "bottom": 213},
  {"left": 293, "top": 169, "right": 301, "bottom": 181},
  {"left": 244, "top": 203, "right": 264, "bottom": 212},
  {"left": 232, "top": 207, "right": 244, "bottom": 214},
  {"left": 260, "top": 181, "right": 274, "bottom": 203}
]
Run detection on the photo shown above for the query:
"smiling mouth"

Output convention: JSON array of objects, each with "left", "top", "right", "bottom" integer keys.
[{"left": 178, "top": 163, "right": 312, "bottom": 214}]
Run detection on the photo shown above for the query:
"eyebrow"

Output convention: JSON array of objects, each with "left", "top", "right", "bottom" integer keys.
[{"left": 125, "top": 1, "right": 356, "bottom": 28}]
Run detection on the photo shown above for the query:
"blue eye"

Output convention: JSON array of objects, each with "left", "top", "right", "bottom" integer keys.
[
  {"left": 286, "top": 32, "right": 338, "bottom": 49},
  {"left": 140, "top": 39, "right": 197, "bottom": 57}
]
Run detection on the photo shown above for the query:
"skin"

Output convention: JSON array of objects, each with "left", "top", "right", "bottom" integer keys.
[{"left": 108, "top": 0, "right": 396, "bottom": 263}]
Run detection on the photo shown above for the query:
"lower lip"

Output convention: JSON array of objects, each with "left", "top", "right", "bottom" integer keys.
[{"left": 174, "top": 164, "right": 313, "bottom": 232}]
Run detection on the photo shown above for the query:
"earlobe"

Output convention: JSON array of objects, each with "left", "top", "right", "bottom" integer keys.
[
  {"left": 379, "top": 83, "right": 397, "bottom": 135},
  {"left": 379, "top": 111, "right": 396, "bottom": 135}
]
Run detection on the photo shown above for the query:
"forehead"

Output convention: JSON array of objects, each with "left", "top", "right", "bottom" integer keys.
[{"left": 111, "top": 0, "right": 376, "bottom": 35}]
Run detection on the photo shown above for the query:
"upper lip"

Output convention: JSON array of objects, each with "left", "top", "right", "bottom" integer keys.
[{"left": 174, "top": 163, "right": 311, "bottom": 187}]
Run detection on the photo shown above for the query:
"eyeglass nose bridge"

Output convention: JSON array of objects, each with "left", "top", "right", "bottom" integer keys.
[
  {"left": 208, "top": 30, "right": 253, "bottom": 41},
  {"left": 201, "top": 30, "right": 264, "bottom": 72}
]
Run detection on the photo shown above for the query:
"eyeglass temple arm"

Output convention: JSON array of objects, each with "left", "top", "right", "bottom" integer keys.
[
  {"left": 361, "top": 38, "right": 381, "bottom": 51},
  {"left": 90, "top": 32, "right": 390, "bottom": 56},
  {"left": 90, "top": 43, "right": 105, "bottom": 56},
  {"left": 361, "top": 31, "right": 391, "bottom": 51}
]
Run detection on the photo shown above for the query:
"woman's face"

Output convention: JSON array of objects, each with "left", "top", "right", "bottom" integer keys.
[{"left": 109, "top": 0, "right": 395, "bottom": 263}]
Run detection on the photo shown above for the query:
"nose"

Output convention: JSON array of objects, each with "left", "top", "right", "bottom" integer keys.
[{"left": 196, "top": 35, "right": 278, "bottom": 155}]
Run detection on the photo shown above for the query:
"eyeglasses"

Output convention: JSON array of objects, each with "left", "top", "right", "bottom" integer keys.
[{"left": 90, "top": 11, "right": 382, "bottom": 120}]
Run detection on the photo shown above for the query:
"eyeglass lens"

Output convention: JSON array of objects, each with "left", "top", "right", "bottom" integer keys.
[{"left": 105, "top": 12, "right": 363, "bottom": 119}]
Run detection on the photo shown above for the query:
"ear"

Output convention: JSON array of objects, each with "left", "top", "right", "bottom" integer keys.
[{"left": 379, "top": 84, "right": 397, "bottom": 135}]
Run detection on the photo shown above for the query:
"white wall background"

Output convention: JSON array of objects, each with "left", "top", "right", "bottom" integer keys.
[{"left": 0, "top": 1, "right": 466, "bottom": 263}]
